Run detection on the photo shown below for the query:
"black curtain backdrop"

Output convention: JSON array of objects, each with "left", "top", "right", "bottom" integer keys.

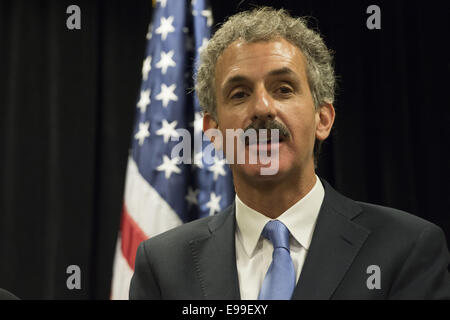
[{"left": 0, "top": 0, "right": 449, "bottom": 299}]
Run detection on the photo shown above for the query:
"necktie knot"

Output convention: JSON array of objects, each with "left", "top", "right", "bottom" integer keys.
[{"left": 261, "top": 220, "right": 290, "bottom": 251}]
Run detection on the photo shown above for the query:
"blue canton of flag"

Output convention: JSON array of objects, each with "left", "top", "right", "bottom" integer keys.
[{"left": 133, "top": 0, "right": 234, "bottom": 222}]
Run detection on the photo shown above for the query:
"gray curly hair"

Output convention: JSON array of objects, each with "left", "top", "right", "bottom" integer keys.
[{"left": 195, "top": 6, "right": 336, "bottom": 121}]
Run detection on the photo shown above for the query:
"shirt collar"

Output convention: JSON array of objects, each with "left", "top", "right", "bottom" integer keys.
[{"left": 235, "top": 175, "right": 325, "bottom": 257}]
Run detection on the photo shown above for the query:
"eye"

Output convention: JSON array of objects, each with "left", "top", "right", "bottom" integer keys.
[
  {"left": 230, "top": 91, "right": 248, "bottom": 100},
  {"left": 277, "top": 85, "right": 293, "bottom": 95}
]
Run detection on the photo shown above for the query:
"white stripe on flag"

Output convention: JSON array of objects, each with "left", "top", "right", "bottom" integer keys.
[
  {"left": 124, "top": 156, "right": 183, "bottom": 237},
  {"left": 111, "top": 237, "right": 133, "bottom": 300}
]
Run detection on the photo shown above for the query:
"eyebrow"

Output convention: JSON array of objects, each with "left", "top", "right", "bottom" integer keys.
[
  {"left": 222, "top": 75, "right": 248, "bottom": 88},
  {"left": 224, "top": 67, "right": 297, "bottom": 85},
  {"left": 266, "top": 67, "right": 297, "bottom": 78}
]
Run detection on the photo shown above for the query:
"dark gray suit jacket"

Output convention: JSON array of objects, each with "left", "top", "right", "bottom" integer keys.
[{"left": 129, "top": 179, "right": 450, "bottom": 299}]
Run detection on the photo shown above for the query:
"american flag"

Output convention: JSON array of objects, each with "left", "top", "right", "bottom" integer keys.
[{"left": 110, "top": 0, "right": 234, "bottom": 299}]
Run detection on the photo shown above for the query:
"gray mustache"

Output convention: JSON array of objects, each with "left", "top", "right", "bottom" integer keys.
[{"left": 243, "top": 120, "right": 291, "bottom": 139}]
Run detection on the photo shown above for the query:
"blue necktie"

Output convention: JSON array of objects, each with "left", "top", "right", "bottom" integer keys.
[{"left": 258, "top": 220, "right": 296, "bottom": 300}]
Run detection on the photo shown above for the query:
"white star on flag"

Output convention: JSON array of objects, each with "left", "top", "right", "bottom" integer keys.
[
  {"left": 198, "top": 38, "right": 209, "bottom": 54},
  {"left": 190, "top": 112, "right": 203, "bottom": 135},
  {"left": 201, "top": 9, "right": 213, "bottom": 26},
  {"left": 155, "top": 16, "right": 175, "bottom": 41},
  {"left": 156, "top": 83, "right": 178, "bottom": 107},
  {"left": 137, "top": 89, "right": 151, "bottom": 113},
  {"left": 156, "top": 155, "right": 181, "bottom": 179},
  {"left": 134, "top": 121, "right": 150, "bottom": 146},
  {"left": 192, "top": 151, "right": 204, "bottom": 170},
  {"left": 206, "top": 192, "right": 222, "bottom": 216},
  {"left": 156, "top": 50, "right": 176, "bottom": 75},
  {"left": 185, "top": 186, "right": 199, "bottom": 207},
  {"left": 208, "top": 157, "right": 227, "bottom": 181},
  {"left": 157, "top": 0, "right": 167, "bottom": 8},
  {"left": 142, "top": 56, "right": 152, "bottom": 80},
  {"left": 156, "top": 119, "right": 180, "bottom": 143}
]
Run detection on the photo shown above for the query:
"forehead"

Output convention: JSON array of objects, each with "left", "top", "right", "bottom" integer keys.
[{"left": 214, "top": 38, "right": 308, "bottom": 86}]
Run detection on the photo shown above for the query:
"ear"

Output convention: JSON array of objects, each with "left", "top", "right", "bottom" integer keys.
[
  {"left": 315, "top": 103, "right": 335, "bottom": 142},
  {"left": 203, "top": 112, "right": 219, "bottom": 143}
]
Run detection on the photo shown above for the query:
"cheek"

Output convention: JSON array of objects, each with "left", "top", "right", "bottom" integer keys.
[
  {"left": 218, "top": 109, "right": 246, "bottom": 131},
  {"left": 290, "top": 114, "right": 316, "bottom": 142}
]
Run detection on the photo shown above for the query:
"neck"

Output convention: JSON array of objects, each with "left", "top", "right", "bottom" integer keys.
[{"left": 233, "top": 167, "right": 317, "bottom": 219}]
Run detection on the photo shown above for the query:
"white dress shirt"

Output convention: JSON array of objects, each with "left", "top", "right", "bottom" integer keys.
[{"left": 235, "top": 175, "right": 325, "bottom": 300}]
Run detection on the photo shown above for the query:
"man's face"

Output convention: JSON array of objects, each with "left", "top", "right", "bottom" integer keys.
[{"left": 204, "top": 38, "right": 329, "bottom": 183}]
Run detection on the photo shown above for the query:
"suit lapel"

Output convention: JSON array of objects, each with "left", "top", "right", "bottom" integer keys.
[
  {"left": 291, "top": 179, "right": 371, "bottom": 299},
  {"left": 189, "top": 205, "right": 241, "bottom": 299}
]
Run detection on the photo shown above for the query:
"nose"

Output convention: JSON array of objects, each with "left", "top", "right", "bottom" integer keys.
[{"left": 250, "top": 86, "right": 277, "bottom": 122}]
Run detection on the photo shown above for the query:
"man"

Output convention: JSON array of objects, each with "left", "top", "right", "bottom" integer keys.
[{"left": 129, "top": 7, "right": 450, "bottom": 299}]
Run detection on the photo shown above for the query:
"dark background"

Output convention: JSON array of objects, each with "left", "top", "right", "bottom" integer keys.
[{"left": 0, "top": 0, "right": 449, "bottom": 299}]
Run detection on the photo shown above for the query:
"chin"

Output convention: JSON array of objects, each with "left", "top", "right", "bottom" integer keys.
[{"left": 233, "top": 162, "right": 290, "bottom": 182}]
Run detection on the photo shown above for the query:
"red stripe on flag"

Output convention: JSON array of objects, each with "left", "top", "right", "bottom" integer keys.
[{"left": 120, "top": 204, "right": 148, "bottom": 270}]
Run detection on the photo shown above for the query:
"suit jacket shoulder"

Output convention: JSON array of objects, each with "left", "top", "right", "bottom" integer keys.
[
  {"left": 303, "top": 179, "right": 450, "bottom": 299},
  {"left": 129, "top": 205, "right": 236, "bottom": 299},
  {"left": 356, "top": 200, "right": 438, "bottom": 233}
]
